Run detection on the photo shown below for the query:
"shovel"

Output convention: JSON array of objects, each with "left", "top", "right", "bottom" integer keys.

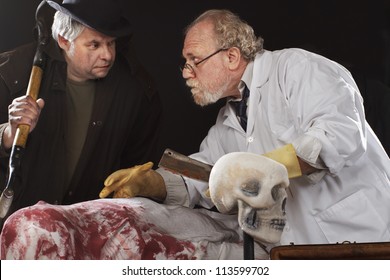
[{"left": 0, "top": 0, "right": 49, "bottom": 219}]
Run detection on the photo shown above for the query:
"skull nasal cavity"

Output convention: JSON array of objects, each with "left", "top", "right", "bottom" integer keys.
[
  {"left": 282, "top": 198, "right": 287, "bottom": 213},
  {"left": 240, "top": 180, "right": 260, "bottom": 197}
]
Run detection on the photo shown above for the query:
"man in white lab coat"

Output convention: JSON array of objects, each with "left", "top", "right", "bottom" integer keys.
[{"left": 102, "top": 9, "right": 390, "bottom": 245}]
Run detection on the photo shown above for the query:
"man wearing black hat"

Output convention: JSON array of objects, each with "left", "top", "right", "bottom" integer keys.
[{"left": 0, "top": 0, "right": 162, "bottom": 221}]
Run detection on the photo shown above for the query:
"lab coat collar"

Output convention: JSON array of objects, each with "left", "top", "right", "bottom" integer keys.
[{"left": 223, "top": 50, "right": 273, "bottom": 133}]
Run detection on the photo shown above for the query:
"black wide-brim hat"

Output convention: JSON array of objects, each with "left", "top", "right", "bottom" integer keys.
[{"left": 46, "top": 0, "right": 132, "bottom": 37}]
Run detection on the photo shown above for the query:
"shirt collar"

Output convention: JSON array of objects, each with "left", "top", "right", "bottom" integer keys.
[
  {"left": 229, "top": 60, "right": 254, "bottom": 102},
  {"left": 240, "top": 60, "right": 254, "bottom": 91}
]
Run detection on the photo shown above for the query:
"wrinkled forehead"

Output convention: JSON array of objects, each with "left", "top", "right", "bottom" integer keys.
[
  {"left": 183, "top": 21, "right": 217, "bottom": 55},
  {"left": 76, "top": 26, "right": 117, "bottom": 43}
]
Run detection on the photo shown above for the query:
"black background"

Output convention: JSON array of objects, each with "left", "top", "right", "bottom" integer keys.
[{"left": 1, "top": 0, "right": 389, "bottom": 163}]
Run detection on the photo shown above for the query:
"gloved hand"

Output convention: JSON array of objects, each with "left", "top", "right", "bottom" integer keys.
[
  {"left": 263, "top": 144, "right": 302, "bottom": 178},
  {"left": 99, "top": 162, "right": 167, "bottom": 201}
]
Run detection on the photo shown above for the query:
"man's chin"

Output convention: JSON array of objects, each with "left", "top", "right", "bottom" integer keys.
[
  {"left": 193, "top": 95, "right": 211, "bottom": 107},
  {"left": 93, "top": 68, "right": 111, "bottom": 79},
  {"left": 192, "top": 91, "right": 218, "bottom": 107}
]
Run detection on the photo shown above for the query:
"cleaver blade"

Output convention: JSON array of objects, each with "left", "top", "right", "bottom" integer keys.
[{"left": 158, "top": 148, "right": 212, "bottom": 182}]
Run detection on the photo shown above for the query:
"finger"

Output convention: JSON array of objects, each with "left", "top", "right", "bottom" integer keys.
[
  {"left": 100, "top": 180, "right": 123, "bottom": 198},
  {"left": 25, "top": 96, "right": 43, "bottom": 117},
  {"left": 104, "top": 168, "right": 134, "bottom": 186},
  {"left": 113, "top": 188, "right": 135, "bottom": 198},
  {"left": 9, "top": 112, "right": 40, "bottom": 133},
  {"left": 13, "top": 96, "right": 41, "bottom": 112},
  {"left": 99, "top": 187, "right": 112, "bottom": 198},
  {"left": 139, "top": 161, "right": 154, "bottom": 171},
  {"left": 36, "top": 98, "right": 45, "bottom": 110},
  {"left": 100, "top": 177, "right": 130, "bottom": 198},
  {"left": 9, "top": 98, "right": 41, "bottom": 123},
  {"left": 101, "top": 169, "right": 132, "bottom": 198},
  {"left": 8, "top": 114, "right": 34, "bottom": 129}
]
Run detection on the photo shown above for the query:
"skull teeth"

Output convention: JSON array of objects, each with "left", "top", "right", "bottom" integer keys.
[
  {"left": 244, "top": 212, "right": 286, "bottom": 231},
  {"left": 270, "top": 219, "right": 286, "bottom": 230}
]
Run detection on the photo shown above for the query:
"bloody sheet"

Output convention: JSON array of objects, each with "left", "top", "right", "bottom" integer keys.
[{"left": 0, "top": 197, "right": 269, "bottom": 259}]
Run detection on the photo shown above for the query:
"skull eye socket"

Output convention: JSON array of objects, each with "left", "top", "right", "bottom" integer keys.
[
  {"left": 271, "top": 184, "right": 284, "bottom": 201},
  {"left": 240, "top": 180, "right": 260, "bottom": 197}
]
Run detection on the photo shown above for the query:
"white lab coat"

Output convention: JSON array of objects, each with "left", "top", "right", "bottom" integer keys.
[{"left": 182, "top": 48, "right": 390, "bottom": 245}]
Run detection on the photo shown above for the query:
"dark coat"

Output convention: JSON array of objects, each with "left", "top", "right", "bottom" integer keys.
[{"left": 0, "top": 38, "right": 163, "bottom": 219}]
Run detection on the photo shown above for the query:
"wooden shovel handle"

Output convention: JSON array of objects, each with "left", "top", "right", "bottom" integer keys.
[{"left": 13, "top": 65, "right": 44, "bottom": 148}]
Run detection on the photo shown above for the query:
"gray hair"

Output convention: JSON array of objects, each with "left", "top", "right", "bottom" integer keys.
[
  {"left": 51, "top": 11, "right": 85, "bottom": 42},
  {"left": 185, "top": 9, "right": 263, "bottom": 61}
]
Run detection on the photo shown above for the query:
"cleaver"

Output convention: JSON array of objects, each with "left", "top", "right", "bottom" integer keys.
[
  {"left": 158, "top": 148, "right": 255, "bottom": 259},
  {"left": 158, "top": 149, "right": 213, "bottom": 182}
]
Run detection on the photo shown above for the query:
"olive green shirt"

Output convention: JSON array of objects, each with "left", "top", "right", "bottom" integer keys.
[{"left": 65, "top": 79, "right": 95, "bottom": 187}]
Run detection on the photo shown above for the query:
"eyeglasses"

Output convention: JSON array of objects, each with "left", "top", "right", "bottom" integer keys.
[{"left": 181, "top": 48, "right": 228, "bottom": 74}]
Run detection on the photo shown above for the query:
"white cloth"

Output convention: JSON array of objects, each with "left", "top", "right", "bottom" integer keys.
[{"left": 161, "top": 48, "right": 390, "bottom": 245}]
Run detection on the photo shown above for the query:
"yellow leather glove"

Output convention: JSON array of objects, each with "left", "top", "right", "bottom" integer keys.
[
  {"left": 263, "top": 144, "right": 302, "bottom": 178},
  {"left": 99, "top": 162, "right": 167, "bottom": 200}
]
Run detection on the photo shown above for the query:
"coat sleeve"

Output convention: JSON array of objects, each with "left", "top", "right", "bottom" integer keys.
[
  {"left": 184, "top": 109, "right": 231, "bottom": 209},
  {"left": 0, "top": 43, "right": 35, "bottom": 158},
  {"left": 0, "top": 80, "right": 10, "bottom": 157},
  {"left": 278, "top": 50, "right": 367, "bottom": 175}
]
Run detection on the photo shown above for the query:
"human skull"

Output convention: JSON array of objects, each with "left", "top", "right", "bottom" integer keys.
[{"left": 209, "top": 152, "right": 289, "bottom": 244}]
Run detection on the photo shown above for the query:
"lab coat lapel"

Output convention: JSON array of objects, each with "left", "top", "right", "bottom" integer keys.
[
  {"left": 246, "top": 51, "right": 272, "bottom": 136},
  {"left": 222, "top": 100, "right": 244, "bottom": 131}
]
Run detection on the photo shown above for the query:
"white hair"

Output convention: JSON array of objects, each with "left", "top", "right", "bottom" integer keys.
[{"left": 51, "top": 11, "right": 85, "bottom": 42}]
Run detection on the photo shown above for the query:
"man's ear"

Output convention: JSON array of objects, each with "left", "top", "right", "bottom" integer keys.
[
  {"left": 226, "top": 47, "right": 241, "bottom": 70},
  {"left": 57, "top": 35, "right": 70, "bottom": 51}
]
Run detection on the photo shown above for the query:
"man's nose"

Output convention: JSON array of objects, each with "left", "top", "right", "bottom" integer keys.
[
  {"left": 101, "top": 45, "right": 114, "bottom": 61},
  {"left": 181, "top": 67, "right": 195, "bottom": 79}
]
